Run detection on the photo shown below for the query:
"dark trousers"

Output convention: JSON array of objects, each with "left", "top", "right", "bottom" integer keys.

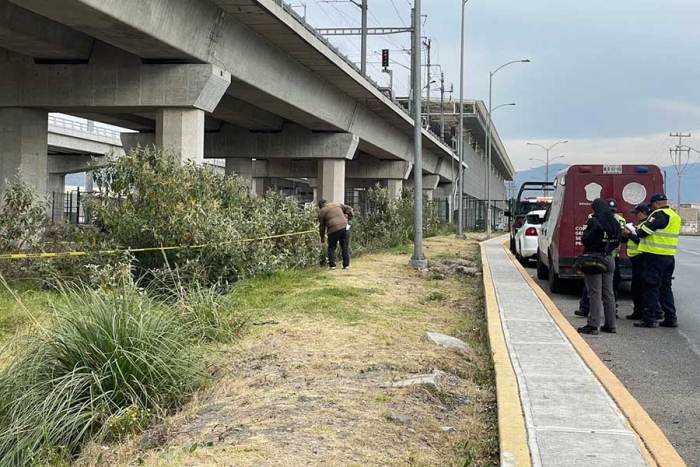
[
  {"left": 630, "top": 255, "right": 645, "bottom": 315},
  {"left": 328, "top": 228, "right": 350, "bottom": 268},
  {"left": 642, "top": 254, "right": 676, "bottom": 324}
]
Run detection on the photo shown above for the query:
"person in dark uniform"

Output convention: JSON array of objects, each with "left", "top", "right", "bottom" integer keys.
[
  {"left": 577, "top": 198, "right": 621, "bottom": 335},
  {"left": 620, "top": 203, "right": 650, "bottom": 320},
  {"left": 574, "top": 199, "right": 625, "bottom": 318},
  {"left": 632, "top": 194, "right": 681, "bottom": 328}
]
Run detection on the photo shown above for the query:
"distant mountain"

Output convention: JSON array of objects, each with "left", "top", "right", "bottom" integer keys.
[{"left": 513, "top": 163, "right": 700, "bottom": 204}]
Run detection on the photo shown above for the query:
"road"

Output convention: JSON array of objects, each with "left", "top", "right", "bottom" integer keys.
[{"left": 524, "top": 236, "right": 700, "bottom": 466}]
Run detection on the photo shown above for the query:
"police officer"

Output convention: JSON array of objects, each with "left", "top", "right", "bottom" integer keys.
[
  {"left": 633, "top": 194, "right": 681, "bottom": 328},
  {"left": 620, "top": 203, "right": 650, "bottom": 320},
  {"left": 574, "top": 199, "right": 626, "bottom": 318}
]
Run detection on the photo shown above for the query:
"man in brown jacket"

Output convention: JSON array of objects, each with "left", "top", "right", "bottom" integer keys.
[{"left": 318, "top": 199, "right": 354, "bottom": 270}]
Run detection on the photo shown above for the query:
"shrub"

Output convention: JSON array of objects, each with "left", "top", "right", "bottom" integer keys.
[
  {"left": 350, "top": 184, "right": 444, "bottom": 255},
  {"left": 0, "top": 284, "right": 207, "bottom": 466},
  {"left": 86, "top": 147, "right": 322, "bottom": 286}
]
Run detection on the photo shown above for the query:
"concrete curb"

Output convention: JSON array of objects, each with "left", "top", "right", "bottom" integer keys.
[
  {"left": 501, "top": 242, "right": 687, "bottom": 467},
  {"left": 480, "top": 242, "right": 531, "bottom": 467}
]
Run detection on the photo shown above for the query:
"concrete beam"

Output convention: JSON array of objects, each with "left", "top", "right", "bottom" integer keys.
[
  {"left": 205, "top": 124, "right": 359, "bottom": 160},
  {"left": 213, "top": 94, "right": 285, "bottom": 131},
  {"left": 0, "top": 0, "right": 93, "bottom": 60},
  {"left": 0, "top": 107, "right": 47, "bottom": 200},
  {"left": 247, "top": 155, "right": 410, "bottom": 180},
  {"left": 48, "top": 154, "right": 106, "bottom": 174},
  {"left": 0, "top": 44, "right": 230, "bottom": 112},
  {"left": 7, "top": 0, "right": 457, "bottom": 170}
]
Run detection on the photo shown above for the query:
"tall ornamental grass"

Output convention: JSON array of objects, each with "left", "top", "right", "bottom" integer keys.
[{"left": 0, "top": 285, "right": 207, "bottom": 466}]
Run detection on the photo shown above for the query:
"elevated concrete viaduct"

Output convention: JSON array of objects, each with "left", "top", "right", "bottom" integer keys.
[{"left": 1, "top": 0, "right": 461, "bottom": 205}]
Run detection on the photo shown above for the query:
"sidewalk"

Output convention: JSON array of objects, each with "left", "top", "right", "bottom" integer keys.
[{"left": 483, "top": 237, "right": 649, "bottom": 467}]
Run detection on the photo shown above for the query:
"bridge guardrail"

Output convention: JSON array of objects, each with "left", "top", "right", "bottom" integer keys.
[{"left": 48, "top": 115, "right": 122, "bottom": 142}]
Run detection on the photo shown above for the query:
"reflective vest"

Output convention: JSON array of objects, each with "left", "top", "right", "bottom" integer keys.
[
  {"left": 627, "top": 224, "right": 642, "bottom": 258},
  {"left": 638, "top": 207, "right": 681, "bottom": 256}
]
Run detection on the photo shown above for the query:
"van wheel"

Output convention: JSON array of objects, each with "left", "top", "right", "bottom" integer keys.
[
  {"left": 536, "top": 249, "right": 549, "bottom": 280},
  {"left": 548, "top": 256, "right": 562, "bottom": 293}
]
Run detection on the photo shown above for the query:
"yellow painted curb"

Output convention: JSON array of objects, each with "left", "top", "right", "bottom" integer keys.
[
  {"left": 480, "top": 243, "right": 531, "bottom": 467},
  {"left": 502, "top": 242, "right": 686, "bottom": 467}
]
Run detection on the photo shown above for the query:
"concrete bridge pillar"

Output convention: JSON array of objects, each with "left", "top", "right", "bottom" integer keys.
[
  {"left": 156, "top": 109, "right": 205, "bottom": 164},
  {"left": 317, "top": 159, "right": 345, "bottom": 204},
  {"left": 225, "top": 158, "right": 254, "bottom": 190},
  {"left": 387, "top": 179, "right": 403, "bottom": 199},
  {"left": 0, "top": 108, "right": 48, "bottom": 203},
  {"left": 47, "top": 173, "right": 65, "bottom": 197}
]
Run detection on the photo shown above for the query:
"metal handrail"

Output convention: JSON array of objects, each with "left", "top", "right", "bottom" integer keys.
[{"left": 48, "top": 115, "right": 122, "bottom": 141}]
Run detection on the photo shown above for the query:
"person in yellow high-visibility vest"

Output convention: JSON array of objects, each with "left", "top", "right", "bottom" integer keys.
[
  {"left": 620, "top": 203, "right": 650, "bottom": 320},
  {"left": 630, "top": 193, "right": 681, "bottom": 328}
]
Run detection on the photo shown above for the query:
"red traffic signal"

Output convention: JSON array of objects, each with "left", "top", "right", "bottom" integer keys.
[{"left": 381, "top": 49, "right": 389, "bottom": 68}]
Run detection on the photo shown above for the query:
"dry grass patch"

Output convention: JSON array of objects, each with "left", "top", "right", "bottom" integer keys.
[{"left": 82, "top": 235, "right": 497, "bottom": 467}]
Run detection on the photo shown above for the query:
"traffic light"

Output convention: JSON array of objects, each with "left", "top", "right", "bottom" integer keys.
[{"left": 381, "top": 49, "right": 389, "bottom": 68}]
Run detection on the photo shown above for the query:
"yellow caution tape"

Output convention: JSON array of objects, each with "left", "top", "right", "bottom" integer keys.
[{"left": 0, "top": 229, "right": 317, "bottom": 261}]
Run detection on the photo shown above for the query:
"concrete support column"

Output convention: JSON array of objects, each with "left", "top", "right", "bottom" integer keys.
[
  {"left": 47, "top": 173, "right": 65, "bottom": 197},
  {"left": 156, "top": 108, "right": 205, "bottom": 164},
  {"left": 84, "top": 171, "right": 94, "bottom": 192},
  {"left": 225, "top": 158, "right": 255, "bottom": 191},
  {"left": 0, "top": 108, "right": 48, "bottom": 202},
  {"left": 317, "top": 159, "right": 345, "bottom": 203},
  {"left": 387, "top": 179, "right": 403, "bottom": 199},
  {"left": 253, "top": 178, "right": 270, "bottom": 197}
]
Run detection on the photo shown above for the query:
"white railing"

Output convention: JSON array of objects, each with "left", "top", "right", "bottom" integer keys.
[{"left": 48, "top": 115, "right": 122, "bottom": 141}]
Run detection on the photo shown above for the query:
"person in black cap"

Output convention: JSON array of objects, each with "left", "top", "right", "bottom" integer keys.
[
  {"left": 620, "top": 203, "right": 651, "bottom": 320},
  {"left": 631, "top": 193, "right": 681, "bottom": 328}
]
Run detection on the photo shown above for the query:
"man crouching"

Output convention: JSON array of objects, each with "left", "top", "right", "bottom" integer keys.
[{"left": 318, "top": 199, "right": 354, "bottom": 270}]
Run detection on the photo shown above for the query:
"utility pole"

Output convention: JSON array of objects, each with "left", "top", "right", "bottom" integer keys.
[
  {"left": 670, "top": 131, "right": 691, "bottom": 207},
  {"left": 423, "top": 38, "right": 431, "bottom": 128},
  {"left": 360, "top": 0, "right": 367, "bottom": 76},
  {"left": 409, "top": 0, "right": 427, "bottom": 269}
]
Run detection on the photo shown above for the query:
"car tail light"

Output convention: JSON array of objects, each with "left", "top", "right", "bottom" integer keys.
[
  {"left": 514, "top": 218, "right": 522, "bottom": 228},
  {"left": 525, "top": 227, "right": 537, "bottom": 236}
]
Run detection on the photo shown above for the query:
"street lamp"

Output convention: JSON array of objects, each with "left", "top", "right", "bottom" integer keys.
[
  {"left": 526, "top": 141, "right": 568, "bottom": 183},
  {"left": 456, "top": 0, "right": 471, "bottom": 238},
  {"left": 485, "top": 59, "right": 530, "bottom": 239}
]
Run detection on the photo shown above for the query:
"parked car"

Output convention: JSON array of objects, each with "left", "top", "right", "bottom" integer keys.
[
  {"left": 537, "top": 164, "right": 664, "bottom": 293},
  {"left": 507, "top": 182, "right": 554, "bottom": 253},
  {"left": 515, "top": 210, "right": 546, "bottom": 266}
]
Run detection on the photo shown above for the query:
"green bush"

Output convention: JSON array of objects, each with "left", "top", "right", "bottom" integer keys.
[
  {"left": 0, "top": 284, "right": 207, "bottom": 466},
  {"left": 350, "top": 184, "right": 443, "bottom": 255},
  {"left": 86, "top": 147, "right": 322, "bottom": 286}
]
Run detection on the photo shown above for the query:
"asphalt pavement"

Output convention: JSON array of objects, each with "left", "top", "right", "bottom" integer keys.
[{"left": 525, "top": 236, "right": 700, "bottom": 467}]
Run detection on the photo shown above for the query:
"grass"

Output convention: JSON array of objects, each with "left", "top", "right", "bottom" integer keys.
[
  {"left": 0, "top": 284, "right": 210, "bottom": 466},
  {"left": 0, "top": 235, "right": 497, "bottom": 467},
  {"left": 90, "top": 235, "right": 498, "bottom": 467}
]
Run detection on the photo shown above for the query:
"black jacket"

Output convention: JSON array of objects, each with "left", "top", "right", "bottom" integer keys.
[{"left": 582, "top": 216, "right": 620, "bottom": 254}]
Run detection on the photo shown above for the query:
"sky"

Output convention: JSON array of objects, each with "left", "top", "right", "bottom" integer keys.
[{"left": 297, "top": 0, "right": 700, "bottom": 173}]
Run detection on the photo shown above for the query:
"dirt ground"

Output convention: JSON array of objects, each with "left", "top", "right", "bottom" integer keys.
[{"left": 80, "top": 236, "right": 497, "bottom": 467}]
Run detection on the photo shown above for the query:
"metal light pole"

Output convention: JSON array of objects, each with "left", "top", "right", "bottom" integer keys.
[
  {"left": 360, "top": 0, "right": 368, "bottom": 76},
  {"left": 526, "top": 140, "right": 568, "bottom": 183},
  {"left": 409, "top": 0, "right": 427, "bottom": 268},
  {"left": 485, "top": 59, "right": 530, "bottom": 239},
  {"left": 456, "top": 0, "right": 470, "bottom": 238}
]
